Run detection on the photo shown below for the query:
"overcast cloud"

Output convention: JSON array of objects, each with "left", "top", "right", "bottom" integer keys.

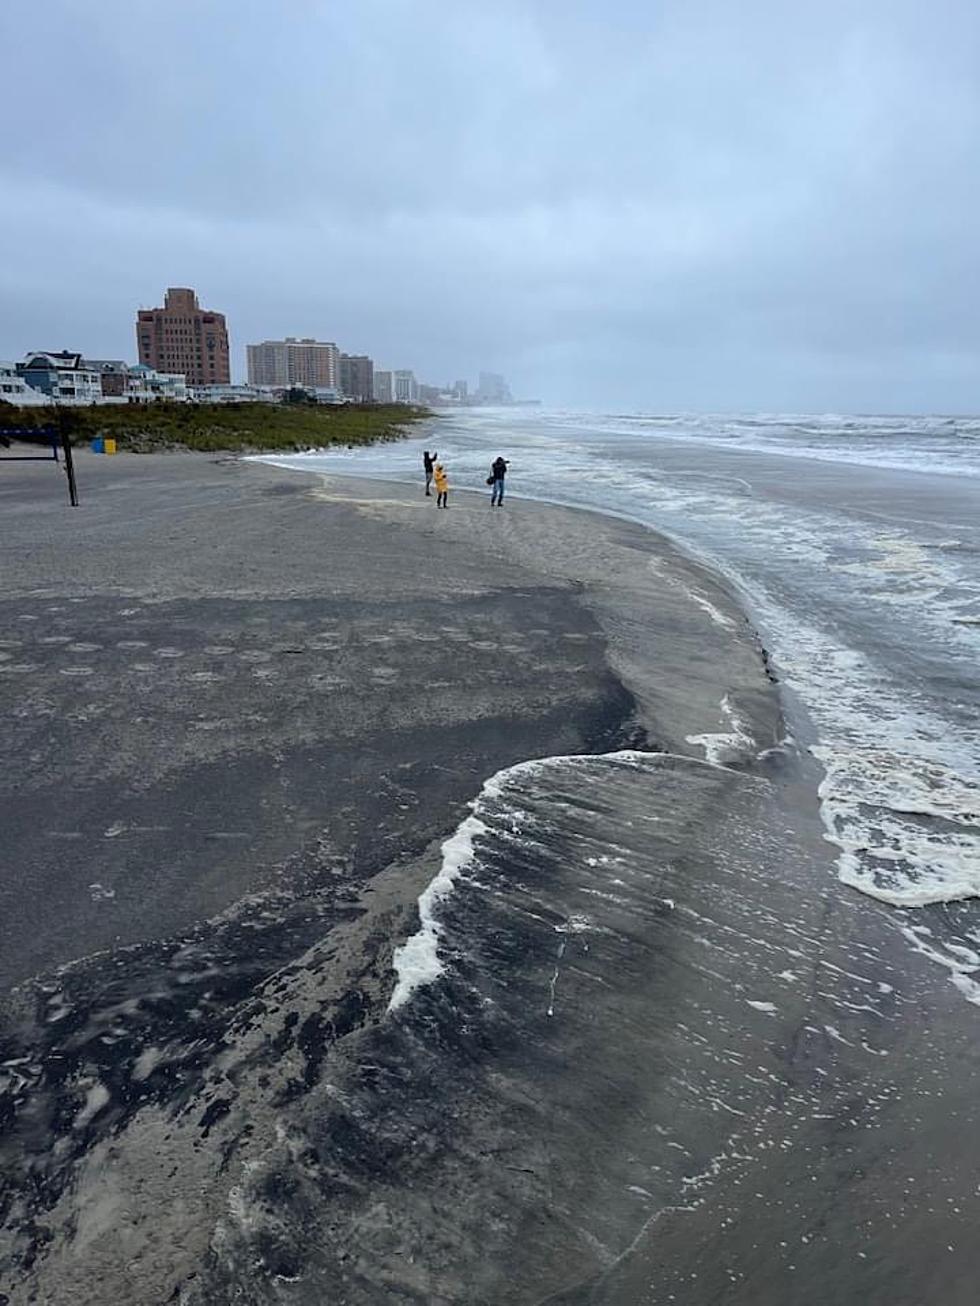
[{"left": 1, "top": 0, "right": 978, "bottom": 411}]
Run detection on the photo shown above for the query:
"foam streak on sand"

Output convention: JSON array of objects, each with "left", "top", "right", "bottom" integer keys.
[
  {"left": 685, "top": 695, "right": 755, "bottom": 767},
  {"left": 387, "top": 809, "right": 488, "bottom": 1011},
  {"left": 387, "top": 750, "right": 652, "bottom": 1013},
  {"left": 901, "top": 925, "right": 980, "bottom": 1006}
]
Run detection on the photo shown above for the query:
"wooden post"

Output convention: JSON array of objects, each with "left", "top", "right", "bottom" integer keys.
[{"left": 54, "top": 407, "right": 79, "bottom": 507}]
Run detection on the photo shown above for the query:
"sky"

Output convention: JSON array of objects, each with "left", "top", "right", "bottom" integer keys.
[{"left": 1, "top": 0, "right": 979, "bottom": 412}]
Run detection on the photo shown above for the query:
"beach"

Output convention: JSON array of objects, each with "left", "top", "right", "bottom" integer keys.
[{"left": 1, "top": 444, "right": 979, "bottom": 1304}]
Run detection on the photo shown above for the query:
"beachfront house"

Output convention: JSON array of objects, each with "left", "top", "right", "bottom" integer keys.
[
  {"left": 16, "top": 351, "right": 103, "bottom": 404},
  {"left": 0, "top": 361, "right": 50, "bottom": 405}
]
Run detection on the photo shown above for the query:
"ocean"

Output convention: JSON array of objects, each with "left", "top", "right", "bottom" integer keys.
[{"left": 270, "top": 409, "right": 980, "bottom": 1014}]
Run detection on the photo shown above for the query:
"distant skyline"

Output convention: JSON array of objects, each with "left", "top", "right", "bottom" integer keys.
[{"left": 2, "top": 1, "right": 980, "bottom": 413}]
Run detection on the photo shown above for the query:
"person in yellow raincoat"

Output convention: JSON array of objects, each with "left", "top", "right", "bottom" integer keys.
[{"left": 433, "top": 461, "right": 449, "bottom": 508}]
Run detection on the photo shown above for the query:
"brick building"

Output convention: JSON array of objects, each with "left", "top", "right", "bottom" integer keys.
[{"left": 136, "top": 287, "right": 230, "bottom": 386}]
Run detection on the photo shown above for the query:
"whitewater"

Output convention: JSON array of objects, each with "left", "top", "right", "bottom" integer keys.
[{"left": 264, "top": 408, "right": 980, "bottom": 1008}]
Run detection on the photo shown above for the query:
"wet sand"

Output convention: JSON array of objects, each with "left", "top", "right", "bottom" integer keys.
[{"left": 1, "top": 453, "right": 977, "bottom": 1303}]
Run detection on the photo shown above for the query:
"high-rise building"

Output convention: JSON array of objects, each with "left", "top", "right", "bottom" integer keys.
[
  {"left": 475, "top": 371, "right": 512, "bottom": 404},
  {"left": 453, "top": 379, "right": 468, "bottom": 399},
  {"left": 339, "top": 353, "right": 374, "bottom": 402},
  {"left": 373, "top": 370, "right": 393, "bottom": 403},
  {"left": 136, "top": 288, "right": 230, "bottom": 386},
  {"left": 245, "top": 340, "right": 287, "bottom": 386},
  {"left": 246, "top": 337, "right": 340, "bottom": 390},
  {"left": 393, "top": 369, "right": 418, "bottom": 403}
]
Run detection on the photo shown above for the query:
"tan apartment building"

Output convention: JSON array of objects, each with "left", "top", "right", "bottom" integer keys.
[
  {"left": 135, "top": 288, "right": 230, "bottom": 386},
  {"left": 246, "top": 337, "right": 340, "bottom": 390}
]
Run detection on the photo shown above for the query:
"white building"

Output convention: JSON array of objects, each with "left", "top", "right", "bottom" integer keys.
[
  {"left": 302, "top": 386, "right": 343, "bottom": 404},
  {"left": 373, "top": 370, "right": 393, "bottom": 402},
  {"left": 189, "top": 383, "right": 270, "bottom": 404},
  {"left": 393, "top": 369, "right": 418, "bottom": 403},
  {"left": 17, "top": 352, "right": 103, "bottom": 404},
  {"left": 0, "top": 362, "right": 50, "bottom": 405},
  {"left": 125, "top": 364, "right": 188, "bottom": 402}
]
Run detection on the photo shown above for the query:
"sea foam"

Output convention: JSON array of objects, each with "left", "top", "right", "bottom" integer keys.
[
  {"left": 685, "top": 695, "right": 755, "bottom": 767},
  {"left": 387, "top": 751, "right": 653, "bottom": 1014}
]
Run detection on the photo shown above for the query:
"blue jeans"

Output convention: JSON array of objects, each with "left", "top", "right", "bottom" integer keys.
[{"left": 491, "top": 478, "right": 505, "bottom": 504}]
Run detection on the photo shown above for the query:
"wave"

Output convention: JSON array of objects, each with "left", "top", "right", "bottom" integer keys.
[
  {"left": 591, "top": 414, "right": 980, "bottom": 478},
  {"left": 187, "top": 744, "right": 909, "bottom": 1301},
  {"left": 528, "top": 410, "right": 980, "bottom": 479},
  {"left": 388, "top": 749, "right": 660, "bottom": 1014}
]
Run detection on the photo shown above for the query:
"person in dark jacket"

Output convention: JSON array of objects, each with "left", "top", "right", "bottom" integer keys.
[
  {"left": 423, "top": 450, "right": 438, "bottom": 496},
  {"left": 489, "top": 456, "right": 509, "bottom": 506}
]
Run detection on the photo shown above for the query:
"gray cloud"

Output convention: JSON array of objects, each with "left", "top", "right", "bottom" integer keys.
[{"left": 1, "top": 0, "right": 978, "bottom": 410}]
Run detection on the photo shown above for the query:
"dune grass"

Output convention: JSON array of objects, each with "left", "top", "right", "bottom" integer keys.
[{"left": 0, "top": 401, "right": 432, "bottom": 453}]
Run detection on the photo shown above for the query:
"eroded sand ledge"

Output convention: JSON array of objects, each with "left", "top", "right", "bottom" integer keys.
[
  {"left": 6, "top": 455, "right": 976, "bottom": 1305},
  {"left": 0, "top": 454, "right": 775, "bottom": 1299}
]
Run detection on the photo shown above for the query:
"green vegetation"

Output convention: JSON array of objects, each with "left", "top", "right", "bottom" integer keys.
[{"left": 0, "top": 401, "right": 432, "bottom": 453}]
